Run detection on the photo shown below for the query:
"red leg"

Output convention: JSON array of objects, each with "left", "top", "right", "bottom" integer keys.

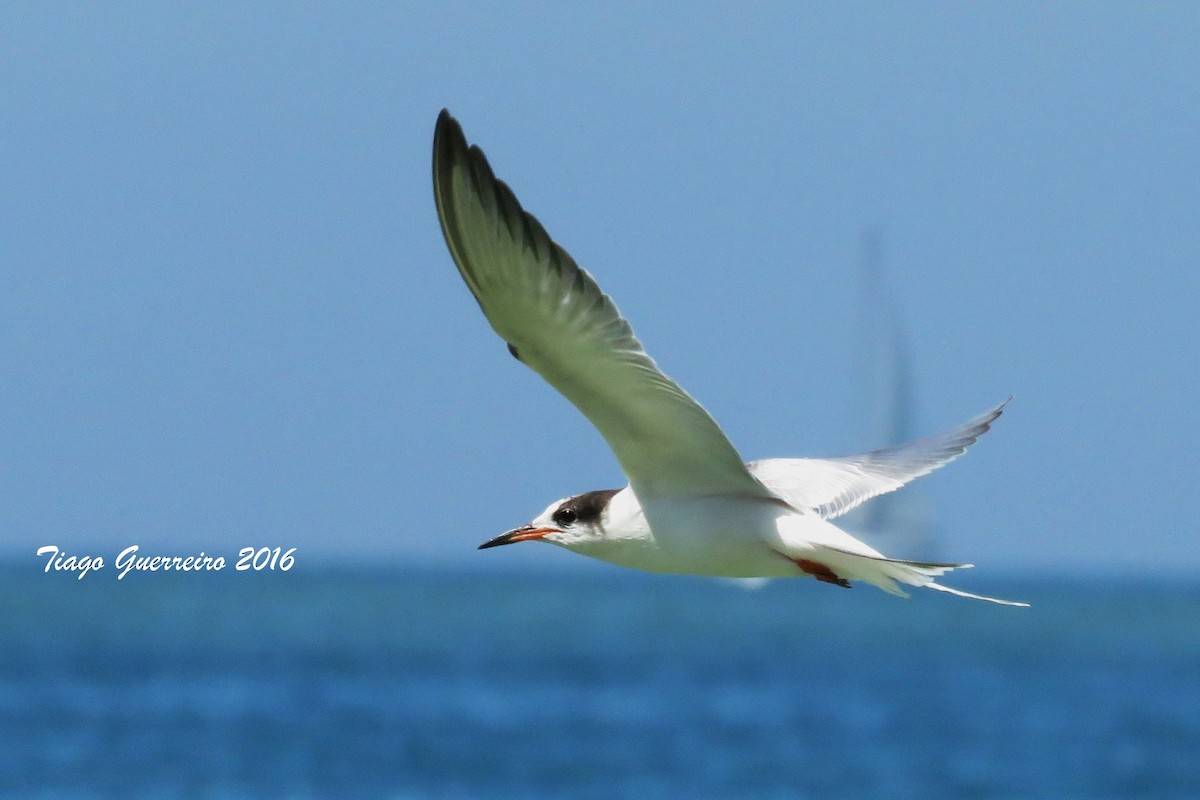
[{"left": 773, "top": 551, "right": 851, "bottom": 588}]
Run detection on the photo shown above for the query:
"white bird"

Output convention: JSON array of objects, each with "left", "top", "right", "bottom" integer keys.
[{"left": 433, "top": 109, "right": 1026, "bottom": 607}]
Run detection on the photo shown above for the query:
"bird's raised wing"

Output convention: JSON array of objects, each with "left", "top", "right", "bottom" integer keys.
[
  {"left": 433, "top": 110, "right": 772, "bottom": 501},
  {"left": 748, "top": 400, "right": 1009, "bottom": 519}
]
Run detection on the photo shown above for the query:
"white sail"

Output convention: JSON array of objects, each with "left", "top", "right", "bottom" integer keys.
[{"left": 840, "top": 229, "right": 939, "bottom": 559}]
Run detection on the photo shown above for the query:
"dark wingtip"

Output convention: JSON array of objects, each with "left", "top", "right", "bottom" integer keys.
[
  {"left": 435, "top": 108, "right": 458, "bottom": 136},
  {"left": 433, "top": 109, "right": 465, "bottom": 174},
  {"left": 987, "top": 396, "right": 1014, "bottom": 425}
]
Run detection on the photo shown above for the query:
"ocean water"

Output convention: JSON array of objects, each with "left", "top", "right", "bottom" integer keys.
[{"left": 1, "top": 564, "right": 1197, "bottom": 799}]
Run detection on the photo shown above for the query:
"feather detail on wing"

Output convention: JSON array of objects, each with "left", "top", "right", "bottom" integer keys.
[
  {"left": 432, "top": 110, "right": 771, "bottom": 500},
  {"left": 748, "top": 399, "right": 1010, "bottom": 519}
]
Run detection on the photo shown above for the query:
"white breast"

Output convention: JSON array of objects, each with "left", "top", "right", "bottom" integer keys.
[{"left": 574, "top": 489, "right": 800, "bottom": 578}]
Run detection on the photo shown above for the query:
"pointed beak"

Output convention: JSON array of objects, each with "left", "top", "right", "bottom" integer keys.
[{"left": 477, "top": 525, "right": 560, "bottom": 550}]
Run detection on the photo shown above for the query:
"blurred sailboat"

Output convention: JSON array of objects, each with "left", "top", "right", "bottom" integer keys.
[
  {"left": 838, "top": 229, "right": 939, "bottom": 560},
  {"left": 723, "top": 230, "right": 937, "bottom": 592}
]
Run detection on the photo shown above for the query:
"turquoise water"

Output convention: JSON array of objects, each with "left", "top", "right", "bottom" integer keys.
[{"left": 2, "top": 565, "right": 1197, "bottom": 798}]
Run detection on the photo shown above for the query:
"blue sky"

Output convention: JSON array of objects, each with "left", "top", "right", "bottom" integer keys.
[{"left": 3, "top": 3, "right": 1197, "bottom": 574}]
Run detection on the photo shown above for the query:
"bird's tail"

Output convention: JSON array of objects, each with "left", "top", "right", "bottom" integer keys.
[{"left": 816, "top": 545, "right": 1029, "bottom": 607}]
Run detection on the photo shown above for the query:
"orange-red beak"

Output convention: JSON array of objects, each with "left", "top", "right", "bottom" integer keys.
[{"left": 477, "top": 525, "right": 560, "bottom": 550}]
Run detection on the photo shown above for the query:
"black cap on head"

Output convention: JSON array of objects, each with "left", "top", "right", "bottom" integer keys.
[{"left": 553, "top": 489, "right": 619, "bottom": 528}]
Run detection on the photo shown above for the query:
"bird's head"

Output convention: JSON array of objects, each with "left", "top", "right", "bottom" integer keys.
[{"left": 477, "top": 489, "right": 623, "bottom": 552}]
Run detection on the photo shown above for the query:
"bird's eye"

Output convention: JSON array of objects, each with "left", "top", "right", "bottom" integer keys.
[{"left": 553, "top": 507, "right": 577, "bottom": 527}]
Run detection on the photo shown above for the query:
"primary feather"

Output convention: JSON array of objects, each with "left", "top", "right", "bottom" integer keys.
[
  {"left": 748, "top": 399, "right": 1009, "bottom": 518},
  {"left": 433, "top": 110, "right": 773, "bottom": 501}
]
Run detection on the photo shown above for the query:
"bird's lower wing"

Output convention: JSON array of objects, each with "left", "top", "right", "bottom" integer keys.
[
  {"left": 433, "top": 110, "right": 770, "bottom": 500},
  {"left": 748, "top": 399, "right": 1010, "bottom": 518}
]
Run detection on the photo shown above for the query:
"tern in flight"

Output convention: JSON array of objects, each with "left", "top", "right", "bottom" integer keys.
[{"left": 433, "top": 109, "right": 1026, "bottom": 606}]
